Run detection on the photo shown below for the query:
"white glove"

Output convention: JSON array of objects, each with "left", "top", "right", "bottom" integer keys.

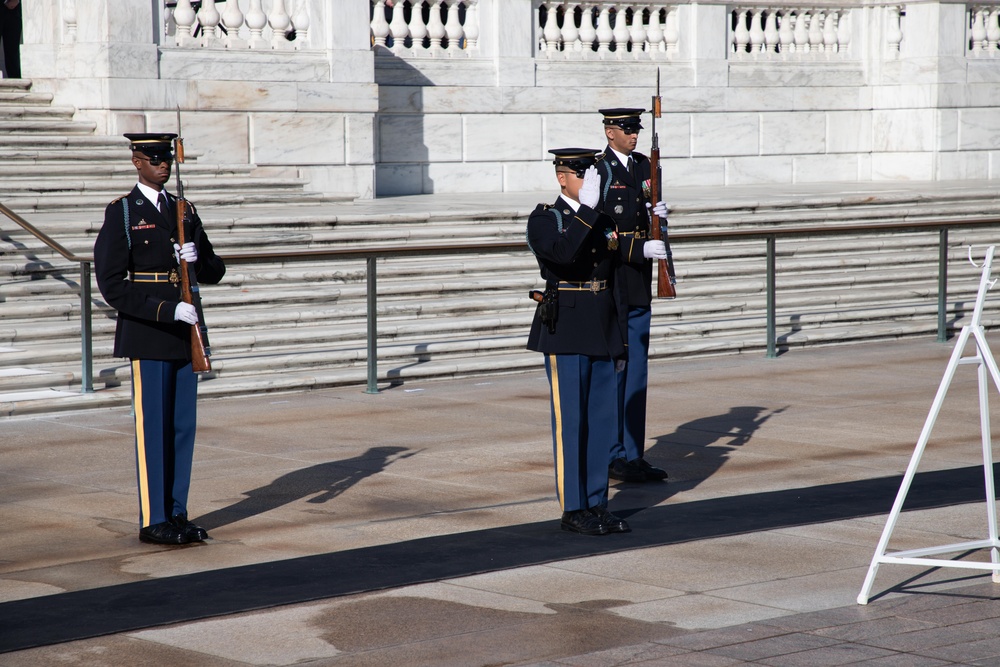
[
  {"left": 173, "top": 242, "right": 198, "bottom": 264},
  {"left": 578, "top": 166, "right": 600, "bottom": 209},
  {"left": 652, "top": 200, "right": 669, "bottom": 218},
  {"left": 643, "top": 240, "right": 667, "bottom": 260},
  {"left": 174, "top": 302, "right": 198, "bottom": 324}
]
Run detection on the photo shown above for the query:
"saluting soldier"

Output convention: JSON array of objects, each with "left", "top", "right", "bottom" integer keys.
[
  {"left": 595, "top": 108, "right": 670, "bottom": 484},
  {"left": 94, "top": 133, "right": 225, "bottom": 545},
  {"left": 527, "top": 148, "right": 631, "bottom": 536}
]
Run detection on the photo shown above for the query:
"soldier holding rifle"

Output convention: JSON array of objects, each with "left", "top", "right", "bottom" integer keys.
[
  {"left": 527, "top": 148, "right": 631, "bottom": 536},
  {"left": 94, "top": 133, "right": 225, "bottom": 545},
  {"left": 596, "top": 107, "right": 671, "bottom": 484}
]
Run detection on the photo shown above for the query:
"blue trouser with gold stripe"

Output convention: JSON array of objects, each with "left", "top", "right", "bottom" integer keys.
[
  {"left": 544, "top": 353, "right": 617, "bottom": 511},
  {"left": 611, "top": 306, "right": 651, "bottom": 463},
  {"left": 131, "top": 359, "right": 198, "bottom": 528}
]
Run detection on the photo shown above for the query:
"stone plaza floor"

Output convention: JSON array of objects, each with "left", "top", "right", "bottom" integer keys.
[{"left": 5, "top": 335, "right": 1000, "bottom": 665}]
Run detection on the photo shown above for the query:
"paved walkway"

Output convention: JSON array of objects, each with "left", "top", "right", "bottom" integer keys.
[{"left": 4, "top": 335, "right": 1000, "bottom": 665}]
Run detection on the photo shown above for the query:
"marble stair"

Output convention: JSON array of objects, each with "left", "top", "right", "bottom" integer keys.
[{"left": 3, "top": 79, "right": 1000, "bottom": 418}]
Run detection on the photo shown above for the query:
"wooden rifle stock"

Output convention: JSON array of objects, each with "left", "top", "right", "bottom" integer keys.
[
  {"left": 173, "top": 132, "right": 212, "bottom": 372},
  {"left": 650, "top": 70, "right": 677, "bottom": 299}
]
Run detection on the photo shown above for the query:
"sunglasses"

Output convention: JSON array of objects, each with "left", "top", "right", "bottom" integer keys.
[
  {"left": 613, "top": 127, "right": 640, "bottom": 136},
  {"left": 135, "top": 155, "right": 174, "bottom": 166}
]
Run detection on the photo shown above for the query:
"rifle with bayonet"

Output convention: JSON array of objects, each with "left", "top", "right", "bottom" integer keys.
[
  {"left": 649, "top": 69, "right": 677, "bottom": 299},
  {"left": 174, "top": 110, "right": 212, "bottom": 372}
]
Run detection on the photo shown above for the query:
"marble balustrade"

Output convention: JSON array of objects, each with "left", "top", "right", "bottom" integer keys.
[
  {"left": 969, "top": 5, "right": 1000, "bottom": 55},
  {"left": 730, "top": 7, "right": 853, "bottom": 59},
  {"left": 535, "top": 2, "right": 680, "bottom": 59},
  {"left": 370, "top": 0, "right": 480, "bottom": 56},
  {"left": 166, "top": 0, "right": 311, "bottom": 49}
]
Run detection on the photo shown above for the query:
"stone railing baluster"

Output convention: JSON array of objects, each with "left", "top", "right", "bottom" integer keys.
[
  {"left": 629, "top": 5, "right": 648, "bottom": 55},
  {"left": 62, "top": 0, "right": 77, "bottom": 42},
  {"left": 733, "top": 9, "right": 750, "bottom": 56},
  {"left": 409, "top": 1, "right": 430, "bottom": 51},
  {"left": 886, "top": 5, "right": 903, "bottom": 55},
  {"left": 764, "top": 10, "right": 779, "bottom": 54},
  {"left": 464, "top": 0, "right": 480, "bottom": 51},
  {"left": 542, "top": 1, "right": 562, "bottom": 55},
  {"left": 596, "top": 4, "right": 613, "bottom": 56},
  {"left": 837, "top": 9, "right": 851, "bottom": 54},
  {"left": 371, "top": 0, "right": 391, "bottom": 48},
  {"left": 612, "top": 6, "right": 631, "bottom": 57},
  {"left": 664, "top": 6, "right": 679, "bottom": 53},
  {"left": 971, "top": 7, "right": 987, "bottom": 53},
  {"left": 562, "top": 2, "right": 582, "bottom": 54},
  {"left": 290, "top": 0, "right": 311, "bottom": 47},
  {"left": 268, "top": 0, "right": 292, "bottom": 49},
  {"left": 427, "top": 0, "right": 446, "bottom": 52},
  {"left": 794, "top": 10, "right": 809, "bottom": 53},
  {"left": 823, "top": 11, "right": 838, "bottom": 54},
  {"left": 647, "top": 6, "right": 664, "bottom": 53},
  {"left": 246, "top": 0, "right": 269, "bottom": 49},
  {"left": 444, "top": 0, "right": 466, "bottom": 53},
  {"left": 173, "top": 0, "right": 198, "bottom": 46},
  {"left": 197, "top": 0, "right": 222, "bottom": 45},
  {"left": 388, "top": 0, "right": 410, "bottom": 54},
  {"left": 779, "top": 10, "right": 795, "bottom": 55},
  {"left": 749, "top": 9, "right": 765, "bottom": 54},
  {"left": 222, "top": 0, "right": 246, "bottom": 49},
  {"left": 579, "top": 3, "right": 598, "bottom": 54},
  {"left": 809, "top": 10, "right": 824, "bottom": 54}
]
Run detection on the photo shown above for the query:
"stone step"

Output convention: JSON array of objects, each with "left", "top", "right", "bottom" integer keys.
[
  {"left": 0, "top": 105, "right": 81, "bottom": 120},
  {"left": 0, "top": 119, "right": 98, "bottom": 134},
  {"left": 0, "top": 315, "right": 987, "bottom": 419}
]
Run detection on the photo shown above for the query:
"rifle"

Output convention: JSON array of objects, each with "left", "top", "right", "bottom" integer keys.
[
  {"left": 649, "top": 68, "right": 677, "bottom": 299},
  {"left": 174, "top": 110, "right": 212, "bottom": 372}
]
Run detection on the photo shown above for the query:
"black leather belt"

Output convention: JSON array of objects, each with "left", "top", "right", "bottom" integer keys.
[
  {"left": 558, "top": 280, "right": 607, "bottom": 293},
  {"left": 132, "top": 270, "right": 180, "bottom": 284}
]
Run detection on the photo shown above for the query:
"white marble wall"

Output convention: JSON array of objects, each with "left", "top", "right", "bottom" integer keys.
[{"left": 17, "top": 0, "right": 1000, "bottom": 199}]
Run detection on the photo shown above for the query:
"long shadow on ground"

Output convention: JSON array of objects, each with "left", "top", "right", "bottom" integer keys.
[{"left": 1, "top": 464, "right": 993, "bottom": 653}]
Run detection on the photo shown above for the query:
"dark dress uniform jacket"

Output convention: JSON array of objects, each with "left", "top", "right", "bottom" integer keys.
[
  {"left": 526, "top": 197, "right": 626, "bottom": 359},
  {"left": 597, "top": 148, "right": 653, "bottom": 307},
  {"left": 94, "top": 186, "right": 226, "bottom": 361}
]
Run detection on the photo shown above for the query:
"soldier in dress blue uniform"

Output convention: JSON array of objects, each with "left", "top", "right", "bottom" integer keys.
[
  {"left": 595, "top": 108, "right": 670, "bottom": 484},
  {"left": 94, "top": 133, "right": 226, "bottom": 545},
  {"left": 527, "top": 148, "right": 631, "bottom": 536}
]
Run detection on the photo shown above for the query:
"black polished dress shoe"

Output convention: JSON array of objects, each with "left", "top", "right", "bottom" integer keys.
[
  {"left": 609, "top": 457, "right": 645, "bottom": 482},
  {"left": 170, "top": 514, "right": 209, "bottom": 542},
  {"left": 560, "top": 509, "right": 609, "bottom": 536},
  {"left": 590, "top": 506, "right": 631, "bottom": 533},
  {"left": 635, "top": 458, "right": 668, "bottom": 481},
  {"left": 139, "top": 521, "right": 190, "bottom": 545}
]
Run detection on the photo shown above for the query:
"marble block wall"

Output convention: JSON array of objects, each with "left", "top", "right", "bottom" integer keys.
[
  {"left": 20, "top": 0, "right": 379, "bottom": 199},
  {"left": 373, "top": 2, "right": 1000, "bottom": 196}
]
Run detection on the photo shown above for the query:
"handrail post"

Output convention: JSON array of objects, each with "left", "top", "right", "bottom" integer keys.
[
  {"left": 80, "top": 261, "right": 94, "bottom": 393},
  {"left": 365, "top": 255, "right": 379, "bottom": 394},
  {"left": 937, "top": 228, "right": 948, "bottom": 342},
  {"left": 766, "top": 234, "right": 777, "bottom": 358}
]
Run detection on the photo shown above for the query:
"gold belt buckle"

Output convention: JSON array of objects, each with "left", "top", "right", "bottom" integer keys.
[
  {"left": 169, "top": 269, "right": 180, "bottom": 284},
  {"left": 590, "top": 281, "right": 600, "bottom": 293}
]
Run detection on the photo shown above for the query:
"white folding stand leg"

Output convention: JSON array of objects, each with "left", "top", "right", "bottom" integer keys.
[{"left": 858, "top": 246, "right": 1000, "bottom": 605}]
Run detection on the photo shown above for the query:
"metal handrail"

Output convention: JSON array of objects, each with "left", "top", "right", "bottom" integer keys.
[
  {"left": 3, "top": 201, "right": 1000, "bottom": 394},
  {"left": 0, "top": 202, "right": 96, "bottom": 392}
]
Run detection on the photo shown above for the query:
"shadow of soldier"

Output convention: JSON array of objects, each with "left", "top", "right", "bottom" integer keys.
[
  {"left": 613, "top": 405, "right": 788, "bottom": 514},
  {"left": 194, "top": 446, "right": 415, "bottom": 530}
]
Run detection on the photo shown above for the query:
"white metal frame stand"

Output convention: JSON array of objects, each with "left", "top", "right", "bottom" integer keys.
[{"left": 858, "top": 246, "right": 1000, "bottom": 605}]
